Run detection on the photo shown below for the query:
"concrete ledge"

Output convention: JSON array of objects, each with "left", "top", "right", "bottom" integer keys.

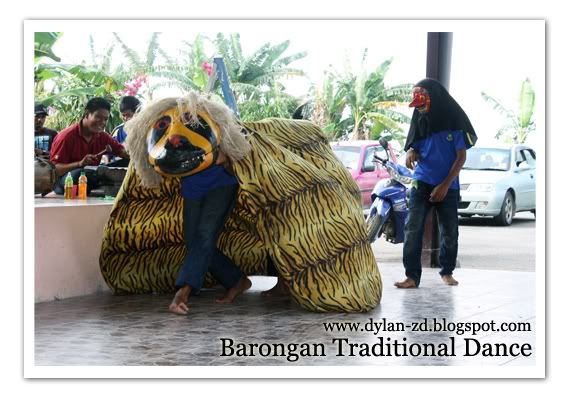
[{"left": 34, "top": 197, "right": 115, "bottom": 302}]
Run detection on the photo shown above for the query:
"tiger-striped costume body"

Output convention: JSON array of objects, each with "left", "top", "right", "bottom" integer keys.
[{"left": 100, "top": 107, "right": 382, "bottom": 312}]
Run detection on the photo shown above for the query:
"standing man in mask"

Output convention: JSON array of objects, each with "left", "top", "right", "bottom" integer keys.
[{"left": 395, "top": 78, "right": 477, "bottom": 289}]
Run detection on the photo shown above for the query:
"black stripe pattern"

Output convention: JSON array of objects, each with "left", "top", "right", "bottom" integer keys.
[{"left": 100, "top": 118, "right": 382, "bottom": 311}]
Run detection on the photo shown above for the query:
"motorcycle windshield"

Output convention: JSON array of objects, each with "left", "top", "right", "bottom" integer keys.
[{"left": 395, "top": 163, "right": 413, "bottom": 178}]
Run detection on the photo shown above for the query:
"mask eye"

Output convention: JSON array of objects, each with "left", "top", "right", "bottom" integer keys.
[
  {"left": 149, "top": 116, "right": 171, "bottom": 145},
  {"left": 183, "top": 115, "right": 217, "bottom": 145},
  {"left": 154, "top": 116, "right": 171, "bottom": 130}
]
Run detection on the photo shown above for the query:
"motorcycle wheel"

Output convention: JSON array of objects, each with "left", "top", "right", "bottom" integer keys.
[{"left": 366, "top": 213, "right": 385, "bottom": 243}]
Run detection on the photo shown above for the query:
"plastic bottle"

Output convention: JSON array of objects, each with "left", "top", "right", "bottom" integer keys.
[
  {"left": 78, "top": 171, "right": 88, "bottom": 200},
  {"left": 64, "top": 172, "right": 74, "bottom": 200}
]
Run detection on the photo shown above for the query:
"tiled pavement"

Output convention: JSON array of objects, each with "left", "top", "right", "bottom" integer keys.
[{"left": 34, "top": 265, "right": 536, "bottom": 367}]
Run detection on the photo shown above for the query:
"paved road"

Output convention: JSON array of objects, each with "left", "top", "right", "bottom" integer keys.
[{"left": 371, "top": 211, "right": 536, "bottom": 272}]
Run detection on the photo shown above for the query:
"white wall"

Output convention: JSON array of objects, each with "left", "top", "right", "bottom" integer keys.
[{"left": 34, "top": 201, "right": 113, "bottom": 302}]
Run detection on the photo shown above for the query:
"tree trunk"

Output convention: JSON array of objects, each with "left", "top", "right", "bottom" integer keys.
[{"left": 350, "top": 126, "right": 367, "bottom": 141}]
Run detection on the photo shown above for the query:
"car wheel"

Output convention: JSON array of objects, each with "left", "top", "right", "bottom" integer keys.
[
  {"left": 366, "top": 213, "right": 385, "bottom": 243},
  {"left": 494, "top": 192, "right": 515, "bottom": 226}
]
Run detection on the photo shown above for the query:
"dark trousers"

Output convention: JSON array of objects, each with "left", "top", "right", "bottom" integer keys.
[
  {"left": 175, "top": 183, "right": 242, "bottom": 293},
  {"left": 402, "top": 180, "right": 460, "bottom": 287}
]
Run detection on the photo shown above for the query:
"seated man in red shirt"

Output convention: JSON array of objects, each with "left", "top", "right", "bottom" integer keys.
[{"left": 50, "top": 97, "right": 129, "bottom": 195}]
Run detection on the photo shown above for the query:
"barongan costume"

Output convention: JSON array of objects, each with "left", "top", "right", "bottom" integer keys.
[{"left": 99, "top": 92, "right": 382, "bottom": 312}]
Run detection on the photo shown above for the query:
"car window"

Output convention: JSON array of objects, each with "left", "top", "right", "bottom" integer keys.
[
  {"left": 463, "top": 148, "right": 511, "bottom": 171},
  {"left": 331, "top": 146, "right": 360, "bottom": 170},
  {"left": 363, "top": 147, "right": 379, "bottom": 171},
  {"left": 521, "top": 149, "right": 536, "bottom": 168},
  {"left": 515, "top": 150, "right": 525, "bottom": 166}
]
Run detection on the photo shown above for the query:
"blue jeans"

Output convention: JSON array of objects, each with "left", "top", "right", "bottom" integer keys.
[
  {"left": 402, "top": 180, "right": 459, "bottom": 287},
  {"left": 175, "top": 183, "right": 243, "bottom": 293}
]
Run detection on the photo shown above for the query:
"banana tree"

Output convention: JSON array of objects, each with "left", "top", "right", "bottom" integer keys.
[
  {"left": 34, "top": 32, "right": 62, "bottom": 62},
  {"left": 348, "top": 55, "right": 412, "bottom": 142},
  {"left": 34, "top": 63, "right": 126, "bottom": 131},
  {"left": 147, "top": 32, "right": 308, "bottom": 114},
  {"left": 149, "top": 34, "right": 212, "bottom": 94},
  {"left": 481, "top": 78, "right": 536, "bottom": 144},
  {"left": 112, "top": 32, "right": 165, "bottom": 99},
  {"left": 237, "top": 82, "right": 300, "bottom": 121},
  {"left": 213, "top": 33, "right": 307, "bottom": 120},
  {"left": 35, "top": 35, "right": 136, "bottom": 131},
  {"left": 215, "top": 33, "right": 307, "bottom": 88},
  {"left": 309, "top": 72, "right": 350, "bottom": 139},
  {"left": 313, "top": 51, "right": 412, "bottom": 143}
]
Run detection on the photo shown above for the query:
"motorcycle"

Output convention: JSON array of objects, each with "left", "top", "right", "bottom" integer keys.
[{"left": 365, "top": 138, "right": 413, "bottom": 244}]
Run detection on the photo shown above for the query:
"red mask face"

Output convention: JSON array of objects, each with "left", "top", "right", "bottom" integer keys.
[{"left": 409, "top": 87, "right": 431, "bottom": 113}]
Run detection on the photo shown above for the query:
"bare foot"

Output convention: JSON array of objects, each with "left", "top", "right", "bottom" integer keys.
[
  {"left": 441, "top": 275, "right": 459, "bottom": 286},
  {"left": 394, "top": 278, "right": 417, "bottom": 289},
  {"left": 261, "top": 277, "right": 289, "bottom": 297},
  {"left": 169, "top": 285, "right": 191, "bottom": 315},
  {"left": 216, "top": 276, "right": 252, "bottom": 304}
]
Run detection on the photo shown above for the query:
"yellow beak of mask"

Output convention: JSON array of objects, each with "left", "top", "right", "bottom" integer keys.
[{"left": 147, "top": 107, "right": 221, "bottom": 177}]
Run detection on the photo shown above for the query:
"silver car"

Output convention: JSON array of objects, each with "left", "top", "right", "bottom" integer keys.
[{"left": 459, "top": 144, "right": 536, "bottom": 225}]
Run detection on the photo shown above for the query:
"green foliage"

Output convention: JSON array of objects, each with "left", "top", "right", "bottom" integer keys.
[
  {"left": 112, "top": 32, "right": 164, "bottom": 99},
  {"left": 238, "top": 85, "right": 300, "bottom": 121},
  {"left": 34, "top": 34, "right": 135, "bottom": 131},
  {"left": 211, "top": 33, "right": 307, "bottom": 121},
  {"left": 34, "top": 32, "right": 62, "bottom": 62},
  {"left": 481, "top": 78, "right": 536, "bottom": 144},
  {"left": 112, "top": 31, "right": 161, "bottom": 76},
  {"left": 311, "top": 72, "right": 349, "bottom": 138},
  {"left": 34, "top": 33, "right": 177, "bottom": 131},
  {"left": 35, "top": 62, "right": 125, "bottom": 131},
  {"left": 34, "top": 32, "right": 308, "bottom": 132},
  {"left": 518, "top": 78, "right": 535, "bottom": 129},
  {"left": 87, "top": 35, "right": 116, "bottom": 73},
  {"left": 34, "top": 32, "right": 412, "bottom": 144},
  {"left": 150, "top": 34, "right": 211, "bottom": 94},
  {"left": 308, "top": 52, "right": 412, "bottom": 145}
]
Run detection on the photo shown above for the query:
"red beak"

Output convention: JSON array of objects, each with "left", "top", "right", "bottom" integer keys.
[{"left": 409, "top": 96, "right": 424, "bottom": 108}]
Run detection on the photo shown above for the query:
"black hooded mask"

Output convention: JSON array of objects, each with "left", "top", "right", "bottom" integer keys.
[{"left": 404, "top": 78, "right": 477, "bottom": 151}]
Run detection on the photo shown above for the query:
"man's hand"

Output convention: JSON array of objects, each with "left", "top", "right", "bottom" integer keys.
[
  {"left": 406, "top": 149, "right": 419, "bottom": 170},
  {"left": 79, "top": 154, "right": 98, "bottom": 167},
  {"left": 430, "top": 183, "right": 450, "bottom": 202},
  {"left": 118, "top": 148, "right": 129, "bottom": 159}
]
